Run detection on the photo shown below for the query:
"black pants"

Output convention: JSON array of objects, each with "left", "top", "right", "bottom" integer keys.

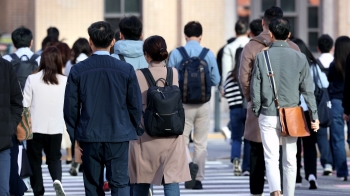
[
  {"left": 249, "top": 141, "right": 283, "bottom": 194},
  {"left": 296, "top": 112, "right": 317, "bottom": 181},
  {"left": 81, "top": 141, "right": 129, "bottom": 196},
  {"left": 9, "top": 136, "right": 26, "bottom": 196},
  {"left": 27, "top": 133, "right": 62, "bottom": 196}
]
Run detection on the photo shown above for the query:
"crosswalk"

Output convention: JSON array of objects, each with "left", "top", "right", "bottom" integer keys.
[{"left": 24, "top": 160, "right": 350, "bottom": 196}]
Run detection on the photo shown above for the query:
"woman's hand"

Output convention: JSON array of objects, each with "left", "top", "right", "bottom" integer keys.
[
  {"left": 343, "top": 114, "right": 349, "bottom": 122},
  {"left": 311, "top": 119, "right": 320, "bottom": 132}
]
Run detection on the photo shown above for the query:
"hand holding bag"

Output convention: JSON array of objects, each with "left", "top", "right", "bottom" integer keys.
[
  {"left": 17, "top": 82, "right": 33, "bottom": 141},
  {"left": 262, "top": 50, "right": 310, "bottom": 137}
]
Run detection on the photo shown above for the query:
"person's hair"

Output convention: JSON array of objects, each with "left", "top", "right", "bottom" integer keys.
[
  {"left": 54, "top": 42, "right": 71, "bottom": 66},
  {"left": 318, "top": 34, "right": 334, "bottom": 53},
  {"left": 235, "top": 20, "right": 248, "bottom": 36},
  {"left": 184, "top": 21, "right": 203, "bottom": 38},
  {"left": 231, "top": 48, "right": 244, "bottom": 82},
  {"left": 334, "top": 36, "right": 350, "bottom": 79},
  {"left": 119, "top": 16, "right": 142, "bottom": 40},
  {"left": 249, "top": 19, "right": 263, "bottom": 36},
  {"left": 47, "top": 27, "right": 59, "bottom": 39},
  {"left": 263, "top": 6, "right": 283, "bottom": 26},
  {"left": 41, "top": 35, "right": 59, "bottom": 50},
  {"left": 38, "top": 46, "right": 64, "bottom": 85},
  {"left": 110, "top": 30, "right": 121, "bottom": 54},
  {"left": 292, "top": 38, "right": 316, "bottom": 65},
  {"left": 71, "top": 38, "right": 92, "bottom": 64},
  {"left": 88, "top": 21, "right": 115, "bottom": 48},
  {"left": 269, "top": 18, "right": 290, "bottom": 40},
  {"left": 143, "top": 35, "right": 168, "bottom": 62},
  {"left": 11, "top": 27, "right": 33, "bottom": 48}
]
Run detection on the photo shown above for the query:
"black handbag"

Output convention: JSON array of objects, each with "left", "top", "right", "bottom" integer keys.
[
  {"left": 312, "top": 64, "right": 333, "bottom": 127},
  {"left": 20, "top": 144, "right": 33, "bottom": 178}
]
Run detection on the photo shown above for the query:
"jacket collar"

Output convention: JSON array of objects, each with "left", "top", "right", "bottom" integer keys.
[{"left": 270, "top": 40, "right": 290, "bottom": 48}]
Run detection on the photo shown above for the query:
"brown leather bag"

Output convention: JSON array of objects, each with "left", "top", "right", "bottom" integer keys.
[{"left": 263, "top": 50, "right": 310, "bottom": 137}]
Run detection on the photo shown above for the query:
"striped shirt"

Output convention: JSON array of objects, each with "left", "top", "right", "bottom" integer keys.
[{"left": 224, "top": 71, "right": 244, "bottom": 109}]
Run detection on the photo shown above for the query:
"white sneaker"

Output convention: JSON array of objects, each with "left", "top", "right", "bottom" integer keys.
[
  {"left": 53, "top": 180, "right": 66, "bottom": 196},
  {"left": 242, "top": 170, "right": 250, "bottom": 176},
  {"left": 308, "top": 174, "right": 317, "bottom": 189},
  {"left": 323, "top": 164, "right": 333, "bottom": 176},
  {"left": 295, "top": 182, "right": 302, "bottom": 187}
]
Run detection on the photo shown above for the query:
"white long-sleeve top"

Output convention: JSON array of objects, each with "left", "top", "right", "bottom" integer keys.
[
  {"left": 221, "top": 36, "right": 250, "bottom": 85},
  {"left": 23, "top": 71, "right": 67, "bottom": 134}
]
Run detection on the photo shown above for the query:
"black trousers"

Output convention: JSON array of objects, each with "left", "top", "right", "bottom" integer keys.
[
  {"left": 27, "top": 133, "right": 62, "bottom": 196},
  {"left": 296, "top": 112, "right": 317, "bottom": 181},
  {"left": 81, "top": 141, "right": 129, "bottom": 196},
  {"left": 249, "top": 141, "right": 283, "bottom": 194}
]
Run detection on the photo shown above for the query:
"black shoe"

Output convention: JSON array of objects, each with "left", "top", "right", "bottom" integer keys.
[
  {"left": 185, "top": 162, "right": 199, "bottom": 189},
  {"left": 344, "top": 177, "right": 348, "bottom": 181},
  {"left": 66, "top": 160, "right": 72, "bottom": 164},
  {"left": 192, "top": 180, "right": 203, "bottom": 189}
]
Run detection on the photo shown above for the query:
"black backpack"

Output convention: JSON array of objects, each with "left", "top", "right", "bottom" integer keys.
[
  {"left": 177, "top": 47, "right": 211, "bottom": 104},
  {"left": 140, "top": 67, "right": 185, "bottom": 137},
  {"left": 10, "top": 54, "right": 39, "bottom": 90}
]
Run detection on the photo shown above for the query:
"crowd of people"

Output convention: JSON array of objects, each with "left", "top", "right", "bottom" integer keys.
[{"left": 0, "top": 5, "right": 349, "bottom": 196}]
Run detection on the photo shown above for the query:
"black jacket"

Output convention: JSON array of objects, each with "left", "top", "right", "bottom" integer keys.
[
  {"left": 64, "top": 54, "right": 142, "bottom": 142},
  {"left": 0, "top": 58, "right": 23, "bottom": 152},
  {"left": 328, "top": 62, "right": 345, "bottom": 100},
  {"left": 343, "top": 54, "right": 350, "bottom": 115}
]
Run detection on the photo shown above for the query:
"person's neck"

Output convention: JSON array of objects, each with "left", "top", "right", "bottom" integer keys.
[
  {"left": 92, "top": 48, "right": 110, "bottom": 53},
  {"left": 186, "top": 37, "right": 201, "bottom": 43},
  {"left": 236, "top": 34, "right": 248, "bottom": 38},
  {"left": 262, "top": 25, "right": 269, "bottom": 32}
]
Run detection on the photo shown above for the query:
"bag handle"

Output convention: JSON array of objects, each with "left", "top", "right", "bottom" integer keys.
[
  {"left": 263, "top": 50, "right": 280, "bottom": 108},
  {"left": 140, "top": 68, "right": 156, "bottom": 87}
]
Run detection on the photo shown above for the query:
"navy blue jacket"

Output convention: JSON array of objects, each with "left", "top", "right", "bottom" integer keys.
[
  {"left": 328, "top": 62, "right": 344, "bottom": 100},
  {"left": 64, "top": 54, "right": 142, "bottom": 142}
]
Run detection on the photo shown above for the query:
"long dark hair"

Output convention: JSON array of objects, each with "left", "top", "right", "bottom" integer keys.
[
  {"left": 231, "top": 48, "right": 243, "bottom": 82},
  {"left": 334, "top": 36, "right": 350, "bottom": 79},
  {"left": 292, "top": 38, "right": 316, "bottom": 65},
  {"left": 54, "top": 42, "right": 71, "bottom": 66},
  {"left": 72, "top": 38, "right": 92, "bottom": 64},
  {"left": 39, "top": 46, "right": 64, "bottom": 85}
]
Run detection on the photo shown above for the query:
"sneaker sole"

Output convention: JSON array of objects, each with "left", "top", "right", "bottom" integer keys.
[
  {"left": 322, "top": 171, "right": 332, "bottom": 176},
  {"left": 185, "top": 164, "right": 199, "bottom": 189},
  {"left": 53, "top": 182, "right": 66, "bottom": 196},
  {"left": 234, "top": 165, "right": 241, "bottom": 176},
  {"left": 309, "top": 180, "right": 317, "bottom": 189}
]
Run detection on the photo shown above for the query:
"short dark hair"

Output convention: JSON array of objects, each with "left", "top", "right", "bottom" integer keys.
[
  {"left": 318, "top": 34, "right": 334, "bottom": 53},
  {"left": 41, "top": 35, "right": 59, "bottom": 51},
  {"left": 235, "top": 20, "right": 248, "bottom": 36},
  {"left": 119, "top": 16, "right": 142, "bottom": 40},
  {"left": 263, "top": 6, "right": 283, "bottom": 26},
  {"left": 54, "top": 42, "right": 71, "bottom": 66},
  {"left": 143, "top": 35, "right": 168, "bottom": 62},
  {"left": 88, "top": 21, "right": 115, "bottom": 48},
  {"left": 39, "top": 46, "right": 63, "bottom": 85},
  {"left": 269, "top": 18, "right": 291, "bottom": 40},
  {"left": 47, "top": 27, "right": 59, "bottom": 39},
  {"left": 72, "top": 38, "right": 92, "bottom": 64},
  {"left": 11, "top": 27, "right": 33, "bottom": 48},
  {"left": 184, "top": 21, "right": 203, "bottom": 38},
  {"left": 249, "top": 19, "right": 263, "bottom": 36}
]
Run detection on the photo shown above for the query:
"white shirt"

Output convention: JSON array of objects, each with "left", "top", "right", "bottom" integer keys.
[
  {"left": 2, "top": 47, "right": 41, "bottom": 65},
  {"left": 318, "top": 53, "right": 334, "bottom": 69},
  {"left": 64, "top": 53, "right": 89, "bottom": 76},
  {"left": 23, "top": 71, "right": 67, "bottom": 134},
  {"left": 221, "top": 36, "right": 250, "bottom": 85}
]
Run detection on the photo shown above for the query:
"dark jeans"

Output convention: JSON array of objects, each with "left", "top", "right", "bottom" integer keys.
[
  {"left": 296, "top": 111, "right": 317, "bottom": 181},
  {"left": 0, "top": 148, "right": 11, "bottom": 196},
  {"left": 9, "top": 136, "right": 26, "bottom": 196},
  {"left": 81, "top": 141, "right": 129, "bottom": 196},
  {"left": 249, "top": 141, "right": 265, "bottom": 194},
  {"left": 317, "top": 126, "right": 333, "bottom": 167},
  {"left": 347, "top": 121, "right": 350, "bottom": 148},
  {"left": 133, "top": 183, "right": 179, "bottom": 196},
  {"left": 230, "top": 108, "right": 250, "bottom": 171},
  {"left": 27, "top": 133, "right": 62, "bottom": 196},
  {"left": 330, "top": 99, "right": 348, "bottom": 177}
]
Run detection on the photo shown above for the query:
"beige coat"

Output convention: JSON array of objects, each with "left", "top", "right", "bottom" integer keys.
[
  {"left": 239, "top": 30, "right": 300, "bottom": 142},
  {"left": 129, "top": 63, "right": 191, "bottom": 185}
]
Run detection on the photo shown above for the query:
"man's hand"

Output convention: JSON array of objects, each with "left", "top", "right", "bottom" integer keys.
[
  {"left": 344, "top": 114, "right": 349, "bottom": 122},
  {"left": 311, "top": 119, "right": 320, "bottom": 132},
  {"left": 76, "top": 141, "right": 83, "bottom": 156}
]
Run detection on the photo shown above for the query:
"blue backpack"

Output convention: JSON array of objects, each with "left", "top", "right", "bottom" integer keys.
[{"left": 177, "top": 47, "right": 211, "bottom": 104}]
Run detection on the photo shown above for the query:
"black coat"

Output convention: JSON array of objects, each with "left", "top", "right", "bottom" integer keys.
[
  {"left": 0, "top": 58, "right": 23, "bottom": 152},
  {"left": 343, "top": 54, "right": 350, "bottom": 115}
]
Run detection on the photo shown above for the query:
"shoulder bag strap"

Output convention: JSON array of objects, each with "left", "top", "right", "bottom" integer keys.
[
  {"left": 166, "top": 67, "right": 173, "bottom": 86},
  {"left": 118, "top": 54, "right": 126, "bottom": 62},
  {"left": 313, "top": 63, "right": 324, "bottom": 88},
  {"left": 316, "top": 59, "right": 326, "bottom": 71},
  {"left": 198, "top": 48, "right": 209, "bottom": 60},
  {"left": 263, "top": 50, "right": 280, "bottom": 108},
  {"left": 177, "top": 47, "right": 190, "bottom": 59},
  {"left": 140, "top": 68, "right": 156, "bottom": 87}
]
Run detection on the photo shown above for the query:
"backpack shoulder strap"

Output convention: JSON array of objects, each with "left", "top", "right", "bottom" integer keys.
[
  {"left": 166, "top": 67, "right": 173, "bottom": 86},
  {"left": 140, "top": 68, "right": 156, "bottom": 87},
  {"left": 199, "top": 48, "right": 209, "bottom": 60},
  {"left": 10, "top": 53, "right": 20, "bottom": 62},
  {"left": 316, "top": 58, "right": 326, "bottom": 71},
  {"left": 262, "top": 50, "right": 280, "bottom": 108},
  {"left": 29, "top": 54, "right": 39, "bottom": 62},
  {"left": 118, "top": 54, "right": 126, "bottom": 62},
  {"left": 177, "top": 47, "right": 190, "bottom": 59}
]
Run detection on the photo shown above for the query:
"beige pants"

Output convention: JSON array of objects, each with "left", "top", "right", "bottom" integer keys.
[{"left": 183, "top": 102, "right": 210, "bottom": 181}]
